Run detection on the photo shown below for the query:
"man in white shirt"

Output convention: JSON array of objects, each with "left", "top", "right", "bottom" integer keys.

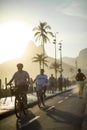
[
  {"left": 33, "top": 69, "right": 48, "bottom": 107},
  {"left": 34, "top": 69, "right": 48, "bottom": 91}
]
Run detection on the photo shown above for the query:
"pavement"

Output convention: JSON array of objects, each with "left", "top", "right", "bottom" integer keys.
[
  {"left": 82, "top": 103, "right": 87, "bottom": 130},
  {"left": 0, "top": 85, "right": 87, "bottom": 129},
  {"left": 82, "top": 85, "right": 87, "bottom": 130},
  {"left": 0, "top": 86, "right": 75, "bottom": 118}
]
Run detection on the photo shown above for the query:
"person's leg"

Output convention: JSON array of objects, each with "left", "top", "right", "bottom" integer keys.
[
  {"left": 43, "top": 86, "right": 47, "bottom": 97},
  {"left": 77, "top": 83, "right": 81, "bottom": 97},
  {"left": 80, "top": 82, "right": 84, "bottom": 98},
  {"left": 78, "top": 82, "right": 84, "bottom": 98},
  {"left": 41, "top": 90, "right": 45, "bottom": 106},
  {"left": 37, "top": 90, "right": 42, "bottom": 108}
]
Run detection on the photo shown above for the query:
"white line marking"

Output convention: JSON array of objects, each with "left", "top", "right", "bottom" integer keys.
[
  {"left": 47, "top": 106, "right": 55, "bottom": 110},
  {"left": 65, "top": 97, "right": 69, "bottom": 99},
  {"left": 29, "top": 116, "right": 40, "bottom": 123},
  {"left": 69, "top": 94, "right": 72, "bottom": 96},
  {"left": 21, "top": 116, "right": 40, "bottom": 128},
  {"left": 58, "top": 100, "right": 63, "bottom": 104}
]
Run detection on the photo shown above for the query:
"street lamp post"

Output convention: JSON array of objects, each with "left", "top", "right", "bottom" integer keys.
[
  {"left": 59, "top": 42, "right": 63, "bottom": 76},
  {"left": 53, "top": 32, "right": 58, "bottom": 79}
]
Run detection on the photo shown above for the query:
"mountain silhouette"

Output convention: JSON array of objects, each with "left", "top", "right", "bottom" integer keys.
[
  {"left": 0, "top": 41, "right": 86, "bottom": 86},
  {"left": 62, "top": 48, "right": 87, "bottom": 71}
]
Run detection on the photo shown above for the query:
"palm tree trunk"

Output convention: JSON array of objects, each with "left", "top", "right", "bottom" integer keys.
[
  {"left": 42, "top": 42, "right": 45, "bottom": 69},
  {"left": 39, "top": 62, "right": 41, "bottom": 71}
]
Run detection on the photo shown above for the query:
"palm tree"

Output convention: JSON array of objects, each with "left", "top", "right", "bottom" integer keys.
[
  {"left": 49, "top": 61, "right": 60, "bottom": 79},
  {"left": 32, "top": 53, "right": 48, "bottom": 71},
  {"left": 32, "top": 21, "right": 53, "bottom": 69}
]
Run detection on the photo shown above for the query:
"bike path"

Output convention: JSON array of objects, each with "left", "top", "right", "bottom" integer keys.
[
  {"left": 0, "top": 85, "right": 87, "bottom": 129},
  {"left": 0, "top": 85, "right": 78, "bottom": 119}
]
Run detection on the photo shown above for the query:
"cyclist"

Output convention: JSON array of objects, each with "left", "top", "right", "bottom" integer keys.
[
  {"left": 7, "top": 63, "right": 30, "bottom": 106},
  {"left": 75, "top": 68, "right": 86, "bottom": 98},
  {"left": 33, "top": 69, "right": 48, "bottom": 108}
]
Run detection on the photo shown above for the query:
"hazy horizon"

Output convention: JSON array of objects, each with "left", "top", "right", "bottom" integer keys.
[{"left": 0, "top": 41, "right": 87, "bottom": 64}]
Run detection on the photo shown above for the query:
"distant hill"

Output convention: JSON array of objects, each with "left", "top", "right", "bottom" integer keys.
[
  {"left": 1, "top": 41, "right": 86, "bottom": 86},
  {"left": 77, "top": 48, "right": 87, "bottom": 69},
  {"left": 62, "top": 57, "right": 76, "bottom": 67},
  {"left": 63, "top": 48, "right": 87, "bottom": 71}
]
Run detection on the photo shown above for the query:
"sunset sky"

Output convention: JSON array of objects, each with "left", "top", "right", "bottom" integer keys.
[{"left": 0, "top": 0, "right": 87, "bottom": 63}]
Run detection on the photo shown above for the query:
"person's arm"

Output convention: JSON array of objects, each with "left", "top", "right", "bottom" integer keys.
[
  {"left": 46, "top": 75, "right": 48, "bottom": 83},
  {"left": 75, "top": 74, "right": 78, "bottom": 81},
  {"left": 7, "top": 72, "right": 16, "bottom": 85},
  {"left": 26, "top": 72, "right": 30, "bottom": 85},
  {"left": 33, "top": 78, "right": 36, "bottom": 83},
  {"left": 28, "top": 74, "right": 30, "bottom": 83},
  {"left": 7, "top": 77, "right": 14, "bottom": 85},
  {"left": 33, "top": 75, "right": 38, "bottom": 83},
  {"left": 83, "top": 74, "right": 86, "bottom": 80}
]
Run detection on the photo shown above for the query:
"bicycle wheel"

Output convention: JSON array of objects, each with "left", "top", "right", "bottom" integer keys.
[
  {"left": 15, "top": 97, "right": 21, "bottom": 118},
  {"left": 21, "top": 93, "right": 27, "bottom": 115}
]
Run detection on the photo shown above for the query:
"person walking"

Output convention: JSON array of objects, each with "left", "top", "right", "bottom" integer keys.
[
  {"left": 75, "top": 68, "right": 86, "bottom": 98},
  {"left": 58, "top": 74, "right": 63, "bottom": 91},
  {"left": 33, "top": 69, "right": 48, "bottom": 107},
  {"left": 49, "top": 74, "right": 56, "bottom": 93}
]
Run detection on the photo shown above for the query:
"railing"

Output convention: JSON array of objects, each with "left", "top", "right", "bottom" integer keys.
[
  {"left": 0, "top": 78, "right": 76, "bottom": 98},
  {"left": 0, "top": 87, "right": 33, "bottom": 98}
]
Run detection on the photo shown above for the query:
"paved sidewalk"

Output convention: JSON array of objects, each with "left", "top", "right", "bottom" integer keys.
[{"left": 0, "top": 84, "right": 87, "bottom": 129}]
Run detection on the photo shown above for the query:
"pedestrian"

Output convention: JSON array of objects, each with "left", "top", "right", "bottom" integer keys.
[
  {"left": 33, "top": 69, "right": 48, "bottom": 107},
  {"left": 58, "top": 74, "right": 63, "bottom": 91},
  {"left": 75, "top": 68, "right": 86, "bottom": 98},
  {"left": 49, "top": 74, "right": 56, "bottom": 93}
]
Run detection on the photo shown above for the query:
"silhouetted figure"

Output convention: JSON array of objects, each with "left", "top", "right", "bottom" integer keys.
[
  {"left": 75, "top": 68, "right": 86, "bottom": 98},
  {"left": 58, "top": 75, "right": 63, "bottom": 91},
  {"left": 7, "top": 63, "right": 30, "bottom": 105},
  {"left": 49, "top": 74, "right": 56, "bottom": 93}
]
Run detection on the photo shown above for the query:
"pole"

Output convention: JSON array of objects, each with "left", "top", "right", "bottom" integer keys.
[
  {"left": 54, "top": 37, "right": 57, "bottom": 79},
  {"left": 53, "top": 32, "right": 58, "bottom": 79},
  {"left": 59, "top": 42, "right": 63, "bottom": 76}
]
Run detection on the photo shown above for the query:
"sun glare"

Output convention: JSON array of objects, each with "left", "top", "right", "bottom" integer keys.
[{"left": 0, "top": 21, "right": 33, "bottom": 63}]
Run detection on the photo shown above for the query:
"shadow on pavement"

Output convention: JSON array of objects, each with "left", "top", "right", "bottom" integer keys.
[
  {"left": 16, "top": 109, "right": 41, "bottom": 130},
  {"left": 41, "top": 106, "right": 83, "bottom": 130}
]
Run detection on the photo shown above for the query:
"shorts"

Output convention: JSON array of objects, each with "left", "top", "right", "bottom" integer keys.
[
  {"left": 77, "top": 81, "right": 84, "bottom": 88},
  {"left": 36, "top": 84, "right": 46, "bottom": 91}
]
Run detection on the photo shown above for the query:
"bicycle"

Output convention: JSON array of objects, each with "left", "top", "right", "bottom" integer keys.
[{"left": 8, "top": 84, "right": 27, "bottom": 118}]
